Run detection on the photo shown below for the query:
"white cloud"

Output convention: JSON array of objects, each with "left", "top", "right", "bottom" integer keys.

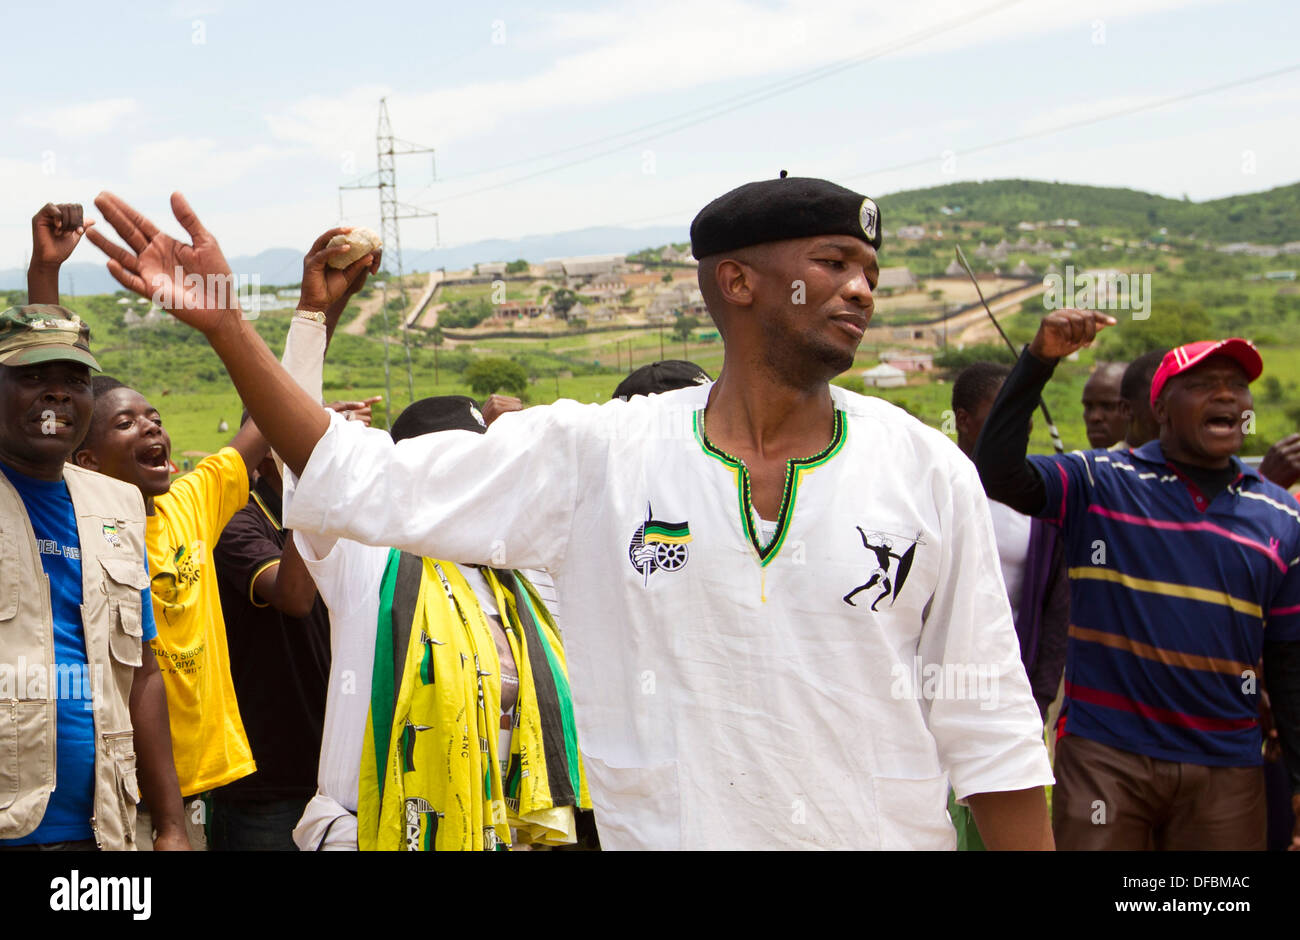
[
  {"left": 127, "top": 138, "right": 288, "bottom": 192},
  {"left": 267, "top": 0, "right": 1240, "bottom": 168},
  {"left": 21, "top": 98, "right": 138, "bottom": 138}
]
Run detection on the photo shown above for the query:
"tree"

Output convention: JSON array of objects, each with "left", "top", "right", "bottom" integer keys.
[
  {"left": 1095, "top": 299, "right": 1214, "bottom": 361},
  {"left": 465, "top": 357, "right": 528, "bottom": 398},
  {"left": 672, "top": 314, "right": 700, "bottom": 342},
  {"left": 661, "top": 272, "right": 673, "bottom": 284},
  {"left": 551, "top": 288, "right": 578, "bottom": 318},
  {"left": 567, "top": 317, "right": 587, "bottom": 331},
  {"left": 505, "top": 258, "right": 529, "bottom": 275},
  {"left": 1263, "top": 375, "right": 1284, "bottom": 403}
]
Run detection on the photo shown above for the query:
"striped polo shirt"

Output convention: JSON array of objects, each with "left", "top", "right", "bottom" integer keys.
[{"left": 1029, "top": 440, "right": 1300, "bottom": 766}]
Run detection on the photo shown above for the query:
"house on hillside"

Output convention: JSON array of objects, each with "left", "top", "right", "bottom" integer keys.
[
  {"left": 541, "top": 259, "right": 567, "bottom": 277},
  {"left": 897, "top": 225, "right": 926, "bottom": 240},
  {"left": 944, "top": 259, "right": 965, "bottom": 276},
  {"left": 876, "top": 266, "right": 918, "bottom": 294},
  {"left": 647, "top": 284, "right": 705, "bottom": 320},
  {"left": 588, "top": 305, "right": 617, "bottom": 323},
  {"left": 496, "top": 300, "right": 545, "bottom": 319},
  {"left": 478, "top": 262, "right": 508, "bottom": 277},
  {"left": 1017, "top": 221, "right": 1037, "bottom": 231},
  {"left": 1011, "top": 259, "right": 1035, "bottom": 277},
  {"left": 660, "top": 245, "right": 690, "bottom": 263},
  {"left": 862, "top": 363, "right": 906, "bottom": 388},
  {"left": 882, "top": 352, "right": 933, "bottom": 373},
  {"left": 561, "top": 255, "right": 626, "bottom": 281},
  {"left": 580, "top": 271, "right": 626, "bottom": 300}
]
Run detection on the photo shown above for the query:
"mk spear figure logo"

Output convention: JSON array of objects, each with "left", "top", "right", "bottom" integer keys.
[
  {"left": 405, "top": 797, "right": 443, "bottom": 851},
  {"left": 843, "top": 526, "right": 924, "bottom": 611},
  {"left": 628, "top": 502, "right": 692, "bottom": 584}
]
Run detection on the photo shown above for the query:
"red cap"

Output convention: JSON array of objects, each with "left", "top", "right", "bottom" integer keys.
[{"left": 1149, "top": 338, "right": 1263, "bottom": 406}]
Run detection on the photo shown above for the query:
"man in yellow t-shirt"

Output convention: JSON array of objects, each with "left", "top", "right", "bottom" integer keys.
[{"left": 75, "top": 375, "right": 268, "bottom": 847}]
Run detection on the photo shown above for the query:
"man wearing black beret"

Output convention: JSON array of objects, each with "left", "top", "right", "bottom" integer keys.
[{"left": 93, "top": 183, "right": 1053, "bottom": 850}]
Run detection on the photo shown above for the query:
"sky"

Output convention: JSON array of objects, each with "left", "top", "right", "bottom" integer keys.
[{"left": 2, "top": 0, "right": 1298, "bottom": 272}]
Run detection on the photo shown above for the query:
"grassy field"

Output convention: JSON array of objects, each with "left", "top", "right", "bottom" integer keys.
[{"left": 30, "top": 233, "right": 1300, "bottom": 463}]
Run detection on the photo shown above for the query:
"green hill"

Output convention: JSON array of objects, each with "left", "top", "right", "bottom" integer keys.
[{"left": 878, "top": 179, "right": 1300, "bottom": 243}]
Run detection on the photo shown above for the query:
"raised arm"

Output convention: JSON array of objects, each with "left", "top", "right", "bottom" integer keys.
[
  {"left": 87, "top": 192, "right": 369, "bottom": 476},
  {"left": 228, "top": 417, "right": 270, "bottom": 476},
  {"left": 28, "top": 203, "right": 93, "bottom": 304},
  {"left": 975, "top": 309, "right": 1115, "bottom": 515}
]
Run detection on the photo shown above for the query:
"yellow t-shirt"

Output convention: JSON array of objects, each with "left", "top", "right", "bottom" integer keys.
[{"left": 146, "top": 447, "right": 256, "bottom": 797}]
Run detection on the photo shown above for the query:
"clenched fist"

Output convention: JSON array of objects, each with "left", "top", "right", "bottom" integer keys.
[
  {"left": 1028, "top": 309, "right": 1118, "bottom": 361},
  {"left": 31, "top": 203, "right": 92, "bottom": 269}
]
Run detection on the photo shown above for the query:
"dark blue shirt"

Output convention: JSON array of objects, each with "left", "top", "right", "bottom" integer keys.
[
  {"left": 0, "top": 464, "right": 156, "bottom": 845},
  {"left": 1030, "top": 441, "right": 1300, "bottom": 766}
]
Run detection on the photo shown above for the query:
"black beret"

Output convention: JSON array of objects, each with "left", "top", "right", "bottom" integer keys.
[
  {"left": 690, "top": 174, "right": 881, "bottom": 259},
  {"left": 390, "top": 395, "right": 487, "bottom": 442},
  {"left": 613, "top": 360, "right": 712, "bottom": 400}
]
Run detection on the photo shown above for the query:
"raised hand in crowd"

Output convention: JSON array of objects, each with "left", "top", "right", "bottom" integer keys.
[
  {"left": 299, "top": 227, "right": 380, "bottom": 325},
  {"left": 1028, "top": 308, "right": 1119, "bottom": 361},
  {"left": 326, "top": 397, "right": 383, "bottom": 427},
  {"left": 88, "top": 191, "right": 244, "bottom": 331},
  {"left": 28, "top": 202, "right": 93, "bottom": 303},
  {"left": 1259, "top": 433, "right": 1300, "bottom": 489},
  {"left": 481, "top": 394, "right": 523, "bottom": 426}
]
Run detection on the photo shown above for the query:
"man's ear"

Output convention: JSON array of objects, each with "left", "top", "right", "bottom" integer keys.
[
  {"left": 714, "top": 259, "right": 755, "bottom": 308},
  {"left": 1150, "top": 395, "right": 1168, "bottom": 427},
  {"left": 953, "top": 407, "right": 972, "bottom": 440},
  {"left": 72, "top": 447, "right": 98, "bottom": 471}
]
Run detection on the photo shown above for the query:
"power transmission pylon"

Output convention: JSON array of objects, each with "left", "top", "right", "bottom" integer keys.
[{"left": 338, "top": 97, "right": 438, "bottom": 407}]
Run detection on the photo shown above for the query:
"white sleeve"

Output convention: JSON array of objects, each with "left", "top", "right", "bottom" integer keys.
[
  {"left": 283, "top": 400, "right": 595, "bottom": 573},
  {"left": 918, "top": 454, "right": 1055, "bottom": 801},
  {"left": 281, "top": 315, "right": 327, "bottom": 403},
  {"left": 292, "top": 531, "right": 388, "bottom": 621},
  {"left": 279, "top": 315, "right": 336, "bottom": 559}
]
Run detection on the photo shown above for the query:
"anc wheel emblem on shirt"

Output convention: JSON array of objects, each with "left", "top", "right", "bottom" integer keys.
[{"left": 629, "top": 502, "right": 692, "bottom": 583}]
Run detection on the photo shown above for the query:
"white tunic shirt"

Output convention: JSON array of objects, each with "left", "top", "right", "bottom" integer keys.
[{"left": 284, "top": 380, "right": 1052, "bottom": 849}]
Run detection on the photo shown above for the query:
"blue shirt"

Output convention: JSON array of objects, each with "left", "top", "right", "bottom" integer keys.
[
  {"left": 0, "top": 464, "right": 156, "bottom": 845},
  {"left": 1030, "top": 441, "right": 1300, "bottom": 766}
]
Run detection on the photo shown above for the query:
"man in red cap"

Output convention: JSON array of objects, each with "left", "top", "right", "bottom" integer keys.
[{"left": 976, "top": 308, "right": 1300, "bottom": 851}]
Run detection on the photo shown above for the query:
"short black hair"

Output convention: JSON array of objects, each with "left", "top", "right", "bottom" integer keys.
[
  {"left": 73, "top": 375, "right": 129, "bottom": 458},
  {"left": 1120, "top": 349, "right": 1169, "bottom": 403},
  {"left": 952, "top": 361, "right": 1011, "bottom": 414},
  {"left": 92, "top": 375, "right": 125, "bottom": 399}
]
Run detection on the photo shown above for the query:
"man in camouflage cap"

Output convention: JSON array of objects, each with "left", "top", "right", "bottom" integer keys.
[{"left": 0, "top": 300, "right": 186, "bottom": 851}]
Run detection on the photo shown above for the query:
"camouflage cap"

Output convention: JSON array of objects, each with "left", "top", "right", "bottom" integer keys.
[{"left": 0, "top": 305, "right": 100, "bottom": 371}]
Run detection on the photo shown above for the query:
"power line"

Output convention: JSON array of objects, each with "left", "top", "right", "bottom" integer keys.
[
  {"left": 595, "top": 60, "right": 1300, "bottom": 231},
  {"left": 420, "top": 0, "right": 1029, "bottom": 206},
  {"left": 841, "top": 60, "right": 1300, "bottom": 184}
]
